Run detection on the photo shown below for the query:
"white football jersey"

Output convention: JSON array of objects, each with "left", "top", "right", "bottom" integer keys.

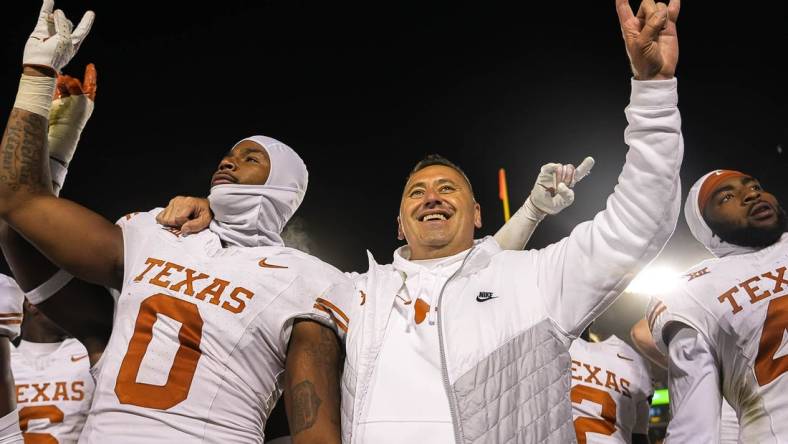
[
  {"left": 648, "top": 234, "right": 788, "bottom": 443},
  {"left": 11, "top": 338, "right": 94, "bottom": 444},
  {"left": 78, "top": 210, "right": 352, "bottom": 443},
  {"left": 569, "top": 335, "right": 653, "bottom": 444}
]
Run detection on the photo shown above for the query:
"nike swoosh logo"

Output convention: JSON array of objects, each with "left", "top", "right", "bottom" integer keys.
[
  {"left": 476, "top": 295, "right": 497, "bottom": 302},
  {"left": 617, "top": 353, "right": 634, "bottom": 361},
  {"left": 259, "top": 258, "right": 288, "bottom": 269},
  {"left": 71, "top": 354, "right": 88, "bottom": 362}
]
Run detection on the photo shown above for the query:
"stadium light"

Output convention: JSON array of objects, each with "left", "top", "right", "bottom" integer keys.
[{"left": 626, "top": 265, "right": 681, "bottom": 296}]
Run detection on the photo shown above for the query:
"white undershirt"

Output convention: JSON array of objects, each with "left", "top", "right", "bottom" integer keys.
[{"left": 356, "top": 248, "right": 470, "bottom": 444}]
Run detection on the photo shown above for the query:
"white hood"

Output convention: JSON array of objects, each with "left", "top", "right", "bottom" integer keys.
[
  {"left": 685, "top": 170, "right": 757, "bottom": 258},
  {"left": 208, "top": 135, "right": 307, "bottom": 248}
]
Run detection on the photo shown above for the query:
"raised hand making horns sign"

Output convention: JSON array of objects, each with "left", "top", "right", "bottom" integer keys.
[
  {"left": 23, "top": 0, "right": 95, "bottom": 74},
  {"left": 616, "top": 0, "right": 680, "bottom": 80}
]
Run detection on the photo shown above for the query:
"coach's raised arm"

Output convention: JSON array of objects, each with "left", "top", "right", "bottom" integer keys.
[{"left": 535, "top": 0, "right": 683, "bottom": 338}]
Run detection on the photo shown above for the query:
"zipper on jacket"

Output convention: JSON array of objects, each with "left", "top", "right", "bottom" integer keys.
[{"left": 437, "top": 246, "right": 476, "bottom": 444}]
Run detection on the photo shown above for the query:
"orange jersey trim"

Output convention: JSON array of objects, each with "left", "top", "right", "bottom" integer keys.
[{"left": 313, "top": 304, "right": 348, "bottom": 333}]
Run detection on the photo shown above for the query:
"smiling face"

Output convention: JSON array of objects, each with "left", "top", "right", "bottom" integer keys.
[
  {"left": 702, "top": 175, "right": 787, "bottom": 248},
  {"left": 211, "top": 139, "right": 271, "bottom": 187},
  {"left": 398, "top": 164, "right": 481, "bottom": 260}
]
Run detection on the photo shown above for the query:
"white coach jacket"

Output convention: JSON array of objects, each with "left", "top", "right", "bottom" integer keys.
[{"left": 340, "top": 79, "right": 683, "bottom": 444}]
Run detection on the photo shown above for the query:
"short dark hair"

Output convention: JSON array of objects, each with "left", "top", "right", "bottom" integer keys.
[{"left": 407, "top": 154, "right": 474, "bottom": 197}]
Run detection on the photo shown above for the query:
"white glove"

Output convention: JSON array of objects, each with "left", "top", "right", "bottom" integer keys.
[
  {"left": 23, "top": 0, "right": 95, "bottom": 73},
  {"left": 527, "top": 156, "right": 595, "bottom": 215},
  {"left": 0, "top": 275, "right": 24, "bottom": 340},
  {"left": 494, "top": 157, "right": 594, "bottom": 251}
]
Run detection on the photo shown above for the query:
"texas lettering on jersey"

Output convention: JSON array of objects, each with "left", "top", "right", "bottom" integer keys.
[
  {"left": 569, "top": 337, "right": 652, "bottom": 444},
  {"left": 12, "top": 338, "right": 95, "bottom": 443},
  {"left": 16, "top": 381, "right": 86, "bottom": 404},
  {"left": 716, "top": 265, "right": 787, "bottom": 315},
  {"left": 571, "top": 360, "right": 632, "bottom": 398},
  {"left": 132, "top": 256, "right": 254, "bottom": 315},
  {"left": 79, "top": 209, "right": 351, "bottom": 443}
]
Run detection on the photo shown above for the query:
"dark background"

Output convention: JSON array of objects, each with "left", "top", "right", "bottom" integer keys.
[{"left": 2, "top": 1, "right": 786, "bottom": 440}]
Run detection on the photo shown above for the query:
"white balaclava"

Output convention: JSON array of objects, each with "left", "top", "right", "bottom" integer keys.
[
  {"left": 208, "top": 135, "right": 307, "bottom": 248},
  {"left": 685, "top": 169, "right": 757, "bottom": 258}
]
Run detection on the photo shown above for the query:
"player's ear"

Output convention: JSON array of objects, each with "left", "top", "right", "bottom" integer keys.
[
  {"left": 397, "top": 216, "right": 405, "bottom": 240},
  {"left": 474, "top": 202, "right": 482, "bottom": 229}
]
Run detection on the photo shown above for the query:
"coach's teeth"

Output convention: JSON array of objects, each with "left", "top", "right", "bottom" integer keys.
[{"left": 423, "top": 214, "right": 447, "bottom": 221}]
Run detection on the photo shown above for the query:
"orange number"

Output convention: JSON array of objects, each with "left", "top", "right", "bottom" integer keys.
[
  {"left": 114, "top": 294, "right": 203, "bottom": 409},
  {"left": 570, "top": 385, "right": 617, "bottom": 444},
  {"left": 19, "top": 405, "right": 63, "bottom": 444},
  {"left": 755, "top": 295, "right": 788, "bottom": 386}
]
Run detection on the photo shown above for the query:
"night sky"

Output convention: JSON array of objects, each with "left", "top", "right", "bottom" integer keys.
[
  {"left": 2, "top": 1, "right": 786, "bottom": 272},
  {"left": 1, "top": 1, "right": 786, "bottom": 437}
]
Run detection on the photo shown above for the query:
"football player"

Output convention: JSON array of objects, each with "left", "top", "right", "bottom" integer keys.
[
  {"left": 645, "top": 169, "right": 787, "bottom": 442},
  {"left": 570, "top": 325, "right": 653, "bottom": 444},
  {"left": 0, "top": 2, "right": 351, "bottom": 443}
]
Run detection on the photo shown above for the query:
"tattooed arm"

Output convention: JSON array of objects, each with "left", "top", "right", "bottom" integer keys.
[
  {"left": 0, "top": 65, "right": 112, "bottom": 366},
  {"left": 0, "top": 66, "right": 123, "bottom": 289},
  {"left": 283, "top": 319, "right": 343, "bottom": 444}
]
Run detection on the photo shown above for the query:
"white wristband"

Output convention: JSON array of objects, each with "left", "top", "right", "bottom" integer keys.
[
  {"left": 25, "top": 269, "right": 74, "bottom": 305},
  {"left": 13, "top": 74, "right": 55, "bottom": 117}
]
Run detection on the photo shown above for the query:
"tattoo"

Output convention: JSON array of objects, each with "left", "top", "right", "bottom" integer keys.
[
  {"left": 290, "top": 380, "right": 322, "bottom": 434},
  {"left": 303, "top": 323, "right": 343, "bottom": 367},
  {"left": 284, "top": 320, "right": 342, "bottom": 436},
  {"left": 308, "top": 325, "right": 342, "bottom": 429},
  {"left": 1, "top": 109, "right": 48, "bottom": 191}
]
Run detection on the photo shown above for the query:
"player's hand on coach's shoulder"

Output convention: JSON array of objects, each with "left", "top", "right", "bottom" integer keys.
[
  {"left": 23, "top": 0, "right": 95, "bottom": 76},
  {"left": 615, "top": 0, "right": 680, "bottom": 80},
  {"left": 157, "top": 196, "right": 213, "bottom": 235}
]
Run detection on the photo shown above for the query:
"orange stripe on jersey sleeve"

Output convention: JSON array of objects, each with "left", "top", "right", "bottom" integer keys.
[
  {"left": 315, "top": 297, "right": 349, "bottom": 324},
  {"left": 648, "top": 303, "right": 667, "bottom": 332},
  {"left": 646, "top": 302, "right": 663, "bottom": 327},
  {"left": 0, "top": 312, "right": 22, "bottom": 325},
  {"left": 313, "top": 303, "right": 348, "bottom": 333}
]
